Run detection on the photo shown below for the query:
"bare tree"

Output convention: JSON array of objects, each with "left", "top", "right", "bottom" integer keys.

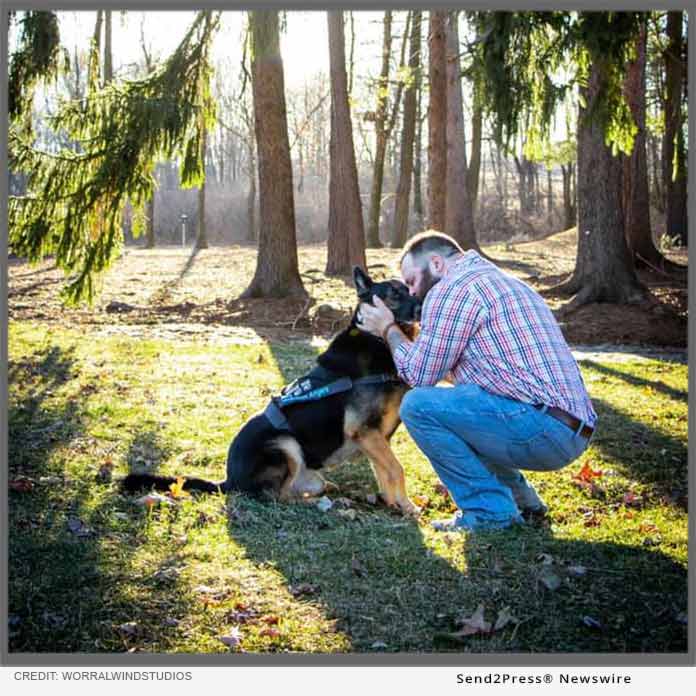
[
  {"left": 444, "top": 11, "right": 477, "bottom": 249},
  {"left": 326, "top": 10, "right": 366, "bottom": 275},
  {"left": 428, "top": 10, "right": 447, "bottom": 231},
  {"left": 391, "top": 11, "right": 421, "bottom": 247}
]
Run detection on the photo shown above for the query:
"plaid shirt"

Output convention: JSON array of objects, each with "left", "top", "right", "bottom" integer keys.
[{"left": 394, "top": 251, "right": 597, "bottom": 426}]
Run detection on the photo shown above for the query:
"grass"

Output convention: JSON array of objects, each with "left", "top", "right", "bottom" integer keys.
[{"left": 8, "top": 321, "right": 688, "bottom": 654}]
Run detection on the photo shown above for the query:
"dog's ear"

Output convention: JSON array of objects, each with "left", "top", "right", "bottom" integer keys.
[{"left": 352, "top": 266, "right": 372, "bottom": 295}]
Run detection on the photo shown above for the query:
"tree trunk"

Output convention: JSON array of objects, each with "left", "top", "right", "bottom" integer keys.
[
  {"left": 391, "top": 11, "right": 421, "bottom": 248},
  {"left": 103, "top": 10, "right": 113, "bottom": 84},
  {"left": 413, "top": 64, "right": 424, "bottom": 226},
  {"left": 466, "top": 93, "right": 483, "bottom": 217},
  {"left": 444, "top": 11, "right": 477, "bottom": 250},
  {"left": 663, "top": 11, "right": 688, "bottom": 246},
  {"left": 242, "top": 10, "right": 305, "bottom": 298},
  {"left": 623, "top": 20, "right": 669, "bottom": 269},
  {"left": 428, "top": 10, "right": 447, "bottom": 231},
  {"left": 555, "top": 55, "right": 648, "bottom": 310},
  {"left": 196, "top": 128, "right": 208, "bottom": 249},
  {"left": 326, "top": 11, "right": 367, "bottom": 275},
  {"left": 366, "top": 11, "right": 392, "bottom": 248},
  {"left": 145, "top": 196, "right": 155, "bottom": 248}
]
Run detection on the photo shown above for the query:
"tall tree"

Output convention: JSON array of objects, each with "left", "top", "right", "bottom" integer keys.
[
  {"left": 391, "top": 11, "right": 421, "bottom": 247},
  {"left": 663, "top": 11, "right": 688, "bottom": 246},
  {"left": 477, "top": 11, "right": 650, "bottom": 311},
  {"left": 195, "top": 126, "right": 208, "bottom": 249},
  {"left": 243, "top": 11, "right": 305, "bottom": 297},
  {"left": 444, "top": 11, "right": 477, "bottom": 250},
  {"left": 326, "top": 11, "right": 366, "bottom": 275},
  {"left": 622, "top": 19, "right": 667, "bottom": 269},
  {"left": 103, "top": 10, "right": 113, "bottom": 84},
  {"left": 428, "top": 10, "right": 447, "bottom": 231}
]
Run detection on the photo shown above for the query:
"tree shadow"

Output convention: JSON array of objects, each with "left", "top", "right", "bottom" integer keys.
[
  {"left": 224, "top": 500, "right": 687, "bottom": 653},
  {"left": 582, "top": 359, "right": 688, "bottom": 402},
  {"left": 8, "top": 348, "right": 198, "bottom": 652},
  {"left": 587, "top": 400, "right": 687, "bottom": 504}
]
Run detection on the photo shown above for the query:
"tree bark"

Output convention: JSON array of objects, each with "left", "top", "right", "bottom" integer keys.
[
  {"left": 444, "top": 11, "right": 477, "bottom": 250},
  {"left": 555, "top": 55, "right": 648, "bottom": 310},
  {"left": 663, "top": 11, "right": 688, "bottom": 246},
  {"left": 326, "top": 10, "right": 367, "bottom": 275},
  {"left": 391, "top": 11, "right": 421, "bottom": 248},
  {"left": 196, "top": 127, "right": 208, "bottom": 249},
  {"left": 242, "top": 10, "right": 305, "bottom": 298},
  {"left": 622, "top": 20, "right": 669, "bottom": 269},
  {"left": 366, "top": 12, "right": 392, "bottom": 248},
  {"left": 103, "top": 10, "right": 113, "bottom": 84},
  {"left": 145, "top": 196, "right": 155, "bottom": 248},
  {"left": 413, "top": 64, "right": 424, "bottom": 226},
  {"left": 466, "top": 93, "right": 483, "bottom": 217},
  {"left": 428, "top": 10, "right": 447, "bottom": 231}
]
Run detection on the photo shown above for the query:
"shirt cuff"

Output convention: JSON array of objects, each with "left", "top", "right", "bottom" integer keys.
[{"left": 393, "top": 341, "right": 414, "bottom": 384}]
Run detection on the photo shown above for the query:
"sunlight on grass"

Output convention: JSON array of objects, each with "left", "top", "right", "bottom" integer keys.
[{"left": 8, "top": 322, "right": 688, "bottom": 653}]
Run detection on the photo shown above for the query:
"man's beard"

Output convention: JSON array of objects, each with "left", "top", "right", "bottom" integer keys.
[{"left": 417, "top": 266, "right": 441, "bottom": 301}]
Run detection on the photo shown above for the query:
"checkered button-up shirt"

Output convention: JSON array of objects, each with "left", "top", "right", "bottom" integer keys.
[{"left": 393, "top": 251, "right": 597, "bottom": 426}]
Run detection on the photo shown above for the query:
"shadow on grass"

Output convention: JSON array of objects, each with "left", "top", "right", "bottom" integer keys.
[
  {"left": 583, "top": 360, "right": 688, "bottom": 402},
  {"left": 225, "top": 496, "right": 687, "bottom": 653},
  {"left": 588, "top": 396, "right": 687, "bottom": 502},
  {"left": 8, "top": 347, "right": 196, "bottom": 652}
]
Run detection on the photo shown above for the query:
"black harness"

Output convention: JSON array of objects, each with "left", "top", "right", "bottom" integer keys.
[{"left": 263, "top": 364, "right": 401, "bottom": 432}]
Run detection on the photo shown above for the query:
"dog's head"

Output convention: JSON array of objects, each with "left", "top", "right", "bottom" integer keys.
[{"left": 353, "top": 266, "right": 421, "bottom": 324}]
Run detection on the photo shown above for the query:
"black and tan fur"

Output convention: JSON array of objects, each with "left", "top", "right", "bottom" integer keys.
[{"left": 123, "top": 267, "right": 421, "bottom": 516}]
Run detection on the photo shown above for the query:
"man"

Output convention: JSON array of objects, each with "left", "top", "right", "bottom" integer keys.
[{"left": 357, "top": 231, "right": 596, "bottom": 532}]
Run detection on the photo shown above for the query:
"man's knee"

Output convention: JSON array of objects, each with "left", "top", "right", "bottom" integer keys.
[{"left": 399, "top": 387, "right": 430, "bottom": 424}]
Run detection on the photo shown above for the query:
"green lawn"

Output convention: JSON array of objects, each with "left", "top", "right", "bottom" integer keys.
[{"left": 8, "top": 322, "right": 688, "bottom": 653}]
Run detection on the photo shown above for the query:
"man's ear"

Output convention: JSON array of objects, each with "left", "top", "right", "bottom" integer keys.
[{"left": 353, "top": 266, "right": 372, "bottom": 295}]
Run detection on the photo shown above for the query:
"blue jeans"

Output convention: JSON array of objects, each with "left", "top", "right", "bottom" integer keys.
[{"left": 399, "top": 384, "right": 591, "bottom": 526}]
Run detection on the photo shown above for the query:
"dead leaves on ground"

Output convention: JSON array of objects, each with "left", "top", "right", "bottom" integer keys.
[{"left": 447, "top": 603, "right": 519, "bottom": 640}]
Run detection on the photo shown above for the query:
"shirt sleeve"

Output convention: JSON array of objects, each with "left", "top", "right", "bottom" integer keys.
[{"left": 393, "top": 281, "right": 486, "bottom": 387}]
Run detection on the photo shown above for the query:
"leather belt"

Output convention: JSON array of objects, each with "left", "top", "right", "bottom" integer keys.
[{"left": 534, "top": 404, "right": 594, "bottom": 440}]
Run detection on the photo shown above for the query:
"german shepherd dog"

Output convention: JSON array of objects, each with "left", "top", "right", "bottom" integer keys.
[{"left": 123, "top": 267, "right": 422, "bottom": 516}]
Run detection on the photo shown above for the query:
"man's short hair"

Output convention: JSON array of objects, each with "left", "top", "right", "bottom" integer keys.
[{"left": 398, "top": 230, "right": 464, "bottom": 268}]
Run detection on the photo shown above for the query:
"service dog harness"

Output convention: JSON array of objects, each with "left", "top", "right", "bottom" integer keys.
[{"left": 263, "top": 365, "right": 400, "bottom": 432}]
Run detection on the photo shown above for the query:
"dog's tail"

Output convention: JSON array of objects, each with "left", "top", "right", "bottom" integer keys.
[{"left": 121, "top": 472, "right": 228, "bottom": 495}]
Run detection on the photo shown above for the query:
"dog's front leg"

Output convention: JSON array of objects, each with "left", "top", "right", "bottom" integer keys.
[{"left": 352, "top": 430, "right": 421, "bottom": 517}]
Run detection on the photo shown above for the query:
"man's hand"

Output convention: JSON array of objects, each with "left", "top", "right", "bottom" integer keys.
[{"left": 357, "top": 296, "right": 394, "bottom": 339}]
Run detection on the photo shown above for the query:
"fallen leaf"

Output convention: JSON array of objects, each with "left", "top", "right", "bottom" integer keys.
[
  {"left": 193, "top": 585, "right": 218, "bottom": 595},
  {"left": 371, "top": 641, "right": 388, "bottom": 650},
  {"left": 337, "top": 509, "right": 357, "bottom": 521},
  {"left": 536, "top": 553, "right": 554, "bottom": 565},
  {"left": 453, "top": 604, "right": 492, "bottom": 637},
  {"left": 365, "top": 493, "right": 378, "bottom": 505},
  {"left": 136, "top": 493, "right": 176, "bottom": 508},
  {"left": 334, "top": 497, "right": 354, "bottom": 509},
  {"left": 290, "top": 583, "right": 319, "bottom": 597},
  {"left": 573, "top": 461, "right": 604, "bottom": 483},
  {"left": 169, "top": 476, "right": 191, "bottom": 499},
  {"left": 316, "top": 496, "right": 333, "bottom": 512},
  {"left": 261, "top": 615, "right": 280, "bottom": 625},
  {"left": 639, "top": 522, "right": 659, "bottom": 534},
  {"left": 67, "top": 517, "right": 94, "bottom": 537},
  {"left": 260, "top": 627, "right": 281, "bottom": 638},
  {"left": 219, "top": 627, "right": 243, "bottom": 649},
  {"left": 413, "top": 494, "right": 431, "bottom": 508},
  {"left": 582, "top": 511, "right": 601, "bottom": 527},
  {"left": 582, "top": 615, "right": 602, "bottom": 630},
  {"left": 493, "top": 606, "right": 518, "bottom": 631},
  {"left": 9, "top": 478, "right": 34, "bottom": 493},
  {"left": 622, "top": 492, "right": 643, "bottom": 508},
  {"left": 434, "top": 483, "right": 449, "bottom": 496},
  {"left": 351, "top": 556, "right": 366, "bottom": 578},
  {"left": 162, "top": 617, "right": 180, "bottom": 627},
  {"left": 539, "top": 567, "right": 562, "bottom": 591},
  {"left": 567, "top": 565, "right": 587, "bottom": 578},
  {"left": 118, "top": 622, "right": 138, "bottom": 636},
  {"left": 96, "top": 460, "right": 113, "bottom": 483}
]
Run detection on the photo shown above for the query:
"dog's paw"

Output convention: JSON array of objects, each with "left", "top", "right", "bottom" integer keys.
[{"left": 399, "top": 500, "right": 422, "bottom": 518}]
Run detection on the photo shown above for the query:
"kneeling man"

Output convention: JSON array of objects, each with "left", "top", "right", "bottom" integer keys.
[{"left": 358, "top": 231, "right": 596, "bottom": 532}]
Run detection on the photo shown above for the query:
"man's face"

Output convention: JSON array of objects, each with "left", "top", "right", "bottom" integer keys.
[{"left": 401, "top": 253, "right": 442, "bottom": 301}]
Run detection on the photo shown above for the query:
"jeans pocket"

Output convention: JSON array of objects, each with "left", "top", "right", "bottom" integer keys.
[{"left": 506, "top": 427, "right": 581, "bottom": 472}]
